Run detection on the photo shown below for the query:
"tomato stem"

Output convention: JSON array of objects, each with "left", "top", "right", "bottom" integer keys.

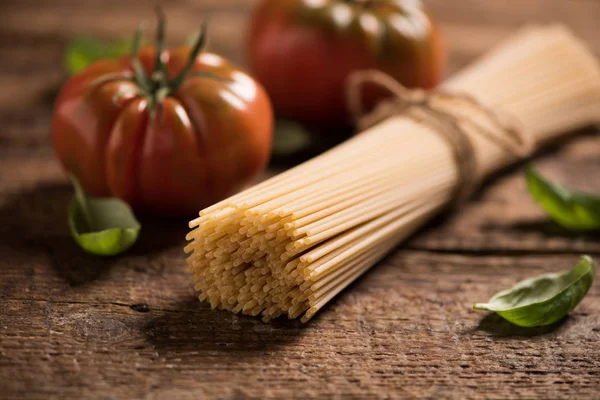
[
  {"left": 153, "top": 7, "right": 168, "bottom": 85},
  {"left": 131, "top": 23, "right": 151, "bottom": 92},
  {"left": 169, "top": 21, "right": 208, "bottom": 92},
  {"left": 109, "top": 11, "right": 211, "bottom": 121}
]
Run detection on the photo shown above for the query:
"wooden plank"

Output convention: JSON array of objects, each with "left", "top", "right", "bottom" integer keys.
[
  {"left": 2, "top": 251, "right": 599, "bottom": 399},
  {"left": 1, "top": 0, "right": 598, "bottom": 53}
]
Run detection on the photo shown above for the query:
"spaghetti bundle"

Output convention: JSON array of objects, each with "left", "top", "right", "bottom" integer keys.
[{"left": 185, "top": 26, "right": 600, "bottom": 323}]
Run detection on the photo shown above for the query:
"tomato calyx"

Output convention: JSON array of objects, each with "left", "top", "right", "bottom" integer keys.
[
  {"left": 91, "top": 9, "right": 211, "bottom": 120},
  {"left": 133, "top": 9, "right": 210, "bottom": 119}
]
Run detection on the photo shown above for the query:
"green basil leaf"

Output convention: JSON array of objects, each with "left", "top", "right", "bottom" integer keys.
[
  {"left": 474, "top": 256, "right": 595, "bottom": 327},
  {"left": 65, "top": 36, "right": 131, "bottom": 75},
  {"left": 526, "top": 165, "right": 600, "bottom": 231},
  {"left": 272, "top": 119, "right": 313, "bottom": 157},
  {"left": 68, "top": 177, "right": 141, "bottom": 256}
]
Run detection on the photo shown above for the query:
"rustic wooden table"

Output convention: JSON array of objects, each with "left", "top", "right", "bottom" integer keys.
[{"left": 1, "top": 1, "right": 600, "bottom": 398}]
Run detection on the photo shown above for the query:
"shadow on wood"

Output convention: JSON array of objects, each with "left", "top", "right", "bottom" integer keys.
[
  {"left": 471, "top": 125, "right": 600, "bottom": 202},
  {"left": 127, "top": 213, "right": 189, "bottom": 257},
  {"left": 475, "top": 312, "right": 567, "bottom": 338},
  {"left": 268, "top": 124, "right": 353, "bottom": 168},
  {"left": 144, "top": 296, "right": 308, "bottom": 358},
  {"left": 483, "top": 217, "right": 600, "bottom": 241},
  {"left": 0, "top": 182, "right": 111, "bottom": 285},
  {"left": 0, "top": 182, "right": 189, "bottom": 285}
]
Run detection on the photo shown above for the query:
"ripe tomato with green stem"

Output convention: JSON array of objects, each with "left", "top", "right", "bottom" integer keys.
[
  {"left": 248, "top": 0, "right": 446, "bottom": 128},
  {"left": 52, "top": 13, "right": 274, "bottom": 217}
]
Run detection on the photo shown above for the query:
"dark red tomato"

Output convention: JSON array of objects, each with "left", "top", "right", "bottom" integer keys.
[
  {"left": 248, "top": 0, "right": 445, "bottom": 128},
  {"left": 52, "top": 20, "right": 273, "bottom": 217}
]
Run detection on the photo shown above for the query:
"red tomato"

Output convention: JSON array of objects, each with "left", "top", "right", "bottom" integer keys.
[
  {"left": 52, "top": 21, "right": 273, "bottom": 217},
  {"left": 248, "top": 0, "right": 446, "bottom": 128}
]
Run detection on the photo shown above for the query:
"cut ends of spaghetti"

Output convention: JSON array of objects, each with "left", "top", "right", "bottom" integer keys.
[{"left": 184, "top": 120, "right": 451, "bottom": 322}]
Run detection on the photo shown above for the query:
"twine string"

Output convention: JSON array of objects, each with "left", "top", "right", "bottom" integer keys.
[{"left": 346, "top": 70, "right": 534, "bottom": 204}]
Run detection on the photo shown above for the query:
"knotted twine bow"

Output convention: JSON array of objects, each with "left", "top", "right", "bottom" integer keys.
[{"left": 346, "top": 70, "right": 535, "bottom": 205}]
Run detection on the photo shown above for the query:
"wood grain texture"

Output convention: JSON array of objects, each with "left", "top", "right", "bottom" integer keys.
[{"left": 1, "top": 0, "right": 600, "bottom": 399}]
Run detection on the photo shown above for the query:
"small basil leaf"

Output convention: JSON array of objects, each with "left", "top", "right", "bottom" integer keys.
[
  {"left": 65, "top": 36, "right": 131, "bottom": 75},
  {"left": 68, "top": 177, "right": 141, "bottom": 256},
  {"left": 526, "top": 165, "right": 600, "bottom": 231},
  {"left": 474, "top": 256, "right": 595, "bottom": 327},
  {"left": 272, "top": 119, "right": 313, "bottom": 157}
]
